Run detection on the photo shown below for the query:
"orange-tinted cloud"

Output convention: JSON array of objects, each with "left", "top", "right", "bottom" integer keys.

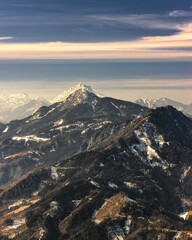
[{"left": 0, "top": 23, "right": 191, "bottom": 59}]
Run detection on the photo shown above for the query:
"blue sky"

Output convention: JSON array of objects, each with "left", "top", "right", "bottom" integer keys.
[
  {"left": 0, "top": 0, "right": 192, "bottom": 43},
  {"left": 0, "top": 0, "right": 191, "bottom": 103}
]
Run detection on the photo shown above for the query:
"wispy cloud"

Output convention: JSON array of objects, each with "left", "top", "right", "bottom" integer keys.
[
  {"left": 0, "top": 36, "right": 13, "bottom": 41},
  {"left": 90, "top": 14, "right": 181, "bottom": 30},
  {"left": 169, "top": 10, "right": 192, "bottom": 17},
  {"left": 99, "top": 79, "right": 192, "bottom": 89}
]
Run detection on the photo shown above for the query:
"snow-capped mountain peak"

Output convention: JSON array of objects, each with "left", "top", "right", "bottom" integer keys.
[
  {"left": 0, "top": 93, "right": 50, "bottom": 123},
  {"left": 51, "top": 82, "right": 97, "bottom": 103},
  {"left": 135, "top": 98, "right": 187, "bottom": 111},
  {"left": 0, "top": 93, "right": 31, "bottom": 110}
]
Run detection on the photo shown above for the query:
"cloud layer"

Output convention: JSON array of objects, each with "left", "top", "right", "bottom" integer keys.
[{"left": 0, "top": 23, "right": 191, "bottom": 60}]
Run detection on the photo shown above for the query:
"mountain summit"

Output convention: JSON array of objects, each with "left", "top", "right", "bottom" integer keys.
[{"left": 51, "top": 82, "right": 97, "bottom": 103}]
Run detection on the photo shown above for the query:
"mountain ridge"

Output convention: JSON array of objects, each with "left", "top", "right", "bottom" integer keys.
[
  {"left": 1, "top": 84, "right": 191, "bottom": 123},
  {"left": 0, "top": 106, "right": 192, "bottom": 239},
  {"left": 135, "top": 97, "right": 192, "bottom": 117},
  {"left": 0, "top": 83, "right": 192, "bottom": 239}
]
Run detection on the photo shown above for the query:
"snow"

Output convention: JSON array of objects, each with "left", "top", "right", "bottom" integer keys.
[
  {"left": 99, "top": 163, "right": 105, "bottom": 167},
  {"left": 107, "top": 224, "right": 125, "bottom": 240},
  {"left": 12, "top": 135, "right": 50, "bottom": 143},
  {"left": 50, "top": 201, "right": 58, "bottom": 209},
  {"left": 131, "top": 122, "right": 169, "bottom": 168},
  {"left": 126, "top": 197, "right": 137, "bottom": 203},
  {"left": 111, "top": 102, "right": 120, "bottom": 110},
  {"left": 94, "top": 125, "right": 103, "bottom": 131},
  {"left": 181, "top": 166, "right": 191, "bottom": 181},
  {"left": 91, "top": 99, "right": 98, "bottom": 110},
  {"left": 0, "top": 93, "right": 50, "bottom": 123},
  {"left": 45, "top": 201, "right": 59, "bottom": 218},
  {"left": 90, "top": 180, "right": 100, "bottom": 188},
  {"left": 179, "top": 212, "right": 188, "bottom": 220},
  {"left": 39, "top": 227, "right": 47, "bottom": 240},
  {"left": 53, "top": 122, "right": 84, "bottom": 132},
  {"left": 135, "top": 98, "right": 187, "bottom": 112},
  {"left": 53, "top": 119, "right": 63, "bottom": 126},
  {"left": 0, "top": 93, "right": 31, "bottom": 110},
  {"left": 125, "top": 217, "right": 132, "bottom": 235},
  {"left": 81, "top": 129, "right": 89, "bottom": 134},
  {"left": 124, "top": 182, "right": 137, "bottom": 189},
  {"left": 51, "top": 82, "right": 96, "bottom": 103},
  {"left": 54, "top": 121, "right": 112, "bottom": 135},
  {"left": 147, "top": 146, "right": 160, "bottom": 160},
  {"left": 50, "top": 146, "right": 56, "bottom": 152},
  {"left": 108, "top": 182, "right": 118, "bottom": 189},
  {"left": 111, "top": 102, "right": 127, "bottom": 117},
  {"left": 51, "top": 167, "right": 59, "bottom": 180},
  {"left": 32, "top": 107, "right": 55, "bottom": 120},
  {"left": 173, "top": 232, "right": 183, "bottom": 239},
  {"left": 3, "top": 126, "right": 9, "bottom": 133},
  {"left": 92, "top": 121, "right": 112, "bottom": 131},
  {"left": 6, "top": 218, "right": 25, "bottom": 230},
  {"left": 72, "top": 199, "right": 82, "bottom": 207},
  {"left": 8, "top": 200, "right": 24, "bottom": 210},
  {"left": 32, "top": 180, "right": 47, "bottom": 196}
]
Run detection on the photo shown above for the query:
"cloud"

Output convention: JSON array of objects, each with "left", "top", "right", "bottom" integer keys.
[
  {"left": 0, "top": 23, "right": 191, "bottom": 60},
  {"left": 90, "top": 14, "right": 181, "bottom": 30},
  {"left": 101, "top": 79, "right": 192, "bottom": 90},
  {"left": 169, "top": 10, "right": 192, "bottom": 17},
  {"left": 0, "top": 36, "right": 13, "bottom": 41}
]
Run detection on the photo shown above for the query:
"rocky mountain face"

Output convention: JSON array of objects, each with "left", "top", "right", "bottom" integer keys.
[
  {"left": 135, "top": 98, "right": 192, "bottom": 118},
  {"left": 0, "top": 94, "right": 50, "bottom": 123},
  {"left": 0, "top": 84, "right": 192, "bottom": 240}
]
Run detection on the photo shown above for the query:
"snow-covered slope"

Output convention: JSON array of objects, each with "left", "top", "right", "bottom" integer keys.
[
  {"left": 135, "top": 98, "right": 187, "bottom": 111},
  {"left": 0, "top": 94, "right": 50, "bottom": 123},
  {"left": 51, "top": 82, "right": 102, "bottom": 103}
]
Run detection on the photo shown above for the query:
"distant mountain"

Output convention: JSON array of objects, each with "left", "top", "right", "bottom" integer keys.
[
  {"left": 0, "top": 93, "right": 50, "bottom": 123},
  {"left": 135, "top": 97, "right": 187, "bottom": 111},
  {"left": 135, "top": 97, "right": 192, "bottom": 118}
]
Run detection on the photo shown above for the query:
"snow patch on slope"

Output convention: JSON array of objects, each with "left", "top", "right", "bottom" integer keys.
[
  {"left": 12, "top": 135, "right": 50, "bottom": 142},
  {"left": 131, "top": 122, "right": 168, "bottom": 168}
]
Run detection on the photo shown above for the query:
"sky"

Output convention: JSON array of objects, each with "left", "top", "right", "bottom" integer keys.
[{"left": 0, "top": 0, "right": 192, "bottom": 103}]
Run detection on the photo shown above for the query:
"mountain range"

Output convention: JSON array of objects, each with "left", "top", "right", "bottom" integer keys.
[
  {"left": 0, "top": 94, "right": 50, "bottom": 123},
  {"left": 0, "top": 83, "right": 192, "bottom": 240},
  {"left": 0, "top": 83, "right": 191, "bottom": 123},
  {"left": 135, "top": 98, "right": 192, "bottom": 117}
]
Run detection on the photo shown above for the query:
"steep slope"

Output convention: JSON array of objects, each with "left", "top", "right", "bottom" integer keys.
[
  {"left": 0, "top": 85, "right": 147, "bottom": 186},
  {"left": 0, "top": 107, "right": 192, "bottom": 240}
]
